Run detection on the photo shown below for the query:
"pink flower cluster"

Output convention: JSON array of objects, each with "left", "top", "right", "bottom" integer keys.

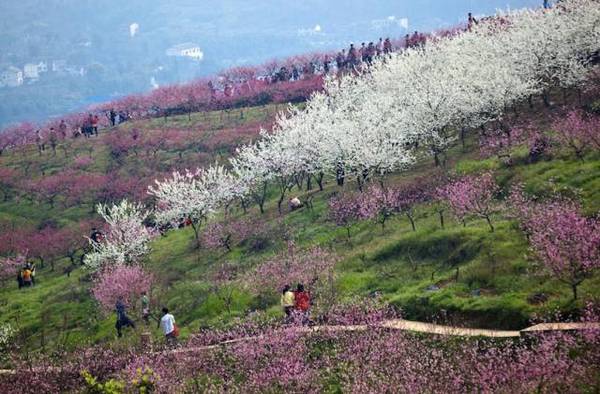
[
  {"left": 436, "top": 172, "right": 499, "bottom": 231},
  {"left": 202, "top": 219, "right": 252, "bottom": 252},
  {"left": 329, "top": 181, "right": 431, "bottom": 235},
  {"left": 90, "top": 264, "right": 154, "bottom": 312},
  {"left": 509, "top": 186, "right": 600, "bottom": 300},
  {"left": 0, "top": 255, "right": 26, "bottom": 281},
  {"left": 552, "top": 109, "right": 600, "bottom": 159},
  {"left": 113, "top": 306, "right": 600, "bottom": 393},
  {"left": 247, "top": 241, "right": 338, "bottom": 294}
]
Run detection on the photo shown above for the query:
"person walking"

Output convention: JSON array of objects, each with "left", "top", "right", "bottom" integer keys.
[
  {"left": 21, "top": 266, "right": 33, "bottom": 287},
  {"left": 468, "top": 13, "right": 478, "bottom": 31},
  {"left": 115, "top": 297, "right": 135, "bottom": 338},
  {"left": 159, "top": 307, "right": 177, "bottom": 347},
  {"left": 543, "top": 0, "right": 551, "bottom": 9},
  {"left": 35, "top": 130, "right": 45, "bottom": 154},
  {"left": 48, "top": 128, "right": 58, "bottom": 156},
  {"left": 58, "top": 120, "right": 67, "bottom": 139},
  {"left": 376, "top": 37, "right": 384, "bottom": 56},
  {"left": 92, "top": 114, "right": 99, "bottom": 136},
  {"left": 347, "top": 44, "right": 359, "bottom": 68},
  {"left": 281, "top": 285, "right": 295, "bottom": 321},
  {"left": 294, "top": 284, "right": 311, "bottom": 325},
  {"left": 141, "top": 292, "right": 150, "bottom": 324},
  {"left": 383, "top": 37, "right": 393, "bottom": 55},
  {"left": 29, "top": 263, "right": 36, "bottom": 286}
]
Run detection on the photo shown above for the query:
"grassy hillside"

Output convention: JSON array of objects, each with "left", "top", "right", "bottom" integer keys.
[{"left": 0, "top": 92, "right": 599, "bottom": 357}]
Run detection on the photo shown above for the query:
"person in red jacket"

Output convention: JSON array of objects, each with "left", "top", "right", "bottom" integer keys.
[
  {"left": 294, "top": 283, "right": 311, "bottom": 325},
  {"left": 92, "top": 114, "right": 99, "bottom": 136}
]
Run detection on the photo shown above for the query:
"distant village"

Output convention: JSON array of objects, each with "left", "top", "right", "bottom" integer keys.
[
  {"left": 0, "top": 42, "right": 202, "bottom": 89},
  {"left": 0, "top": 60, "right": 86, "bottom": 88}
]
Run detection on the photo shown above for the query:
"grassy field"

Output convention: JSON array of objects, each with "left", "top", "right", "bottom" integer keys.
[{"left": 0, "top": 95, "right": 599, "bottom": 357}]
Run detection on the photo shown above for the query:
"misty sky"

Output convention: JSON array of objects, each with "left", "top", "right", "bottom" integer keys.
[{"left": 0, "top": 0, "right": 543, "bottom": 126}]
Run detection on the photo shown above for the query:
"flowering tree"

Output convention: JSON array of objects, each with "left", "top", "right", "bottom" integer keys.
[
  {"left": 0, "top": 323, "right": 15, "bottom": 362},
  {"left": 395, "top": 181, "right": 430, "bottom": 231},
  {"left": 0, "top": 255, "right": 25, "bottom": 282},
  {"left": 436, "top": 172, "right": 499, "bottom": 232},
  {"left": 328, "top": 193, "right": 363, "bottom": 240},
  {"left": 479, "top": 126, "right": 527, "bottom": 164},
  {"left": 247, "top": 242, "right": 339, "bottom": 312},
  {"left": 83, "top": 200, "right": 154, "bottom": 271},
  {"left": 149, "top": 165, "right": 242, "bottom": 248},
  {"left": 91, "top": 264, "right": 154, "bottom": 312},
  {"left": 0, "top": 167, "right": 18, "bottom": 202},
  {"left": 359, "top": 185, "right": 399, "bottom": 231},
  {"left": 202, "top": 219, "right": 251, "bottom": 252},
  {"left": 552, "top": 109, "right": 600, "bottom": 159},
  {"left": 526, "top": 201, "right": 600, "bottom": 300},
  {"left": 209, "top": 262, "right": 239, "bottom": 314}
]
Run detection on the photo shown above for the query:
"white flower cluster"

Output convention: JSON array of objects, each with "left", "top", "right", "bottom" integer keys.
[
  {"left": 0, "top": 323, "right": 15, "bottom": 354},
  {"left": 149, "top": 0, "right": 599, "bottom": 224},
  {"left": 83, "top": 200, "right": 154, "bottom": 270},
  {"left": 148, "top": 165, "right": 243, "bottom": 225}
]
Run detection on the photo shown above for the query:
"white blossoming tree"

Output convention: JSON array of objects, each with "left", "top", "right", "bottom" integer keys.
[{"left": 83, "top": 200, "right": 154, "bottom": 270}]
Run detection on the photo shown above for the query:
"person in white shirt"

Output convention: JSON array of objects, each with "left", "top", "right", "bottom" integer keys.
[{"left": 159, "top": 307, "right": 177, "bottom": 346}]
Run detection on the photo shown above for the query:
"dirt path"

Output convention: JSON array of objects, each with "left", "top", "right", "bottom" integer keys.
[
  {"left": 169, "top": 319, "right": 600, "bottom": 356},
  {"left": 1, "top": 319, "right": 598, "bottom": 374}
]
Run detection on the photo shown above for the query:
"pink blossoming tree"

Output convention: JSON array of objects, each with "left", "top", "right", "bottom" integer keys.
[
  {"left": 328, "top": 193, "right": 363, "bottom": 240},
  {"left": 91, "top": 264, "right": 154, "bottom": 312},
  {"left": 436, "top": 172, "right": 499, "bottom": 232},
  {"left": 526, "top": 201, "right": 600, "bottom": 300}
]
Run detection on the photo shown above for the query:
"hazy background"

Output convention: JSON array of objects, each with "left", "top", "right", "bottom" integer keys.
[{"left": 0, "top": 0, "right": 540, "bottom": 127}]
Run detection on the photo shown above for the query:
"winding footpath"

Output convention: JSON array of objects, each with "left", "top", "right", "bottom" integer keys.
[
  {"left": 0, "top": 319, "right": 598, "bottom": 375},
  {"left": 169, "top": 318, "right": 600, "bottom": 355}
]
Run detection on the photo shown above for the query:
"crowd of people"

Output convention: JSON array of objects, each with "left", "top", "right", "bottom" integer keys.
[{"left": 281, "top": 283, "right": 312, "bottom": 325}]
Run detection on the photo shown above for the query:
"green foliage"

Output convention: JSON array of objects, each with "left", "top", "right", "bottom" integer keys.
[{"left": 81, "top": 370, "right": 125, "bottom": 394}]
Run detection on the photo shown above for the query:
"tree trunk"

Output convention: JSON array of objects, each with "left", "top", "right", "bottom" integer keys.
[
  {"left": 571, "top": 283, "right": 578, "bottom": 301},
  {"left": 485, "top": 215, "right": 494, "bottom": 232},
  {"left": 438, "top": 210, "right": 445, "bottom": 229},
  {"left": 190, "top": 221, "right": 201, "bottom": 249},
  {"left": 406, "top": 213, "right": 416, "bottom": 231},
  {"left": 542, "top": 90, "right": 551, "bottom": 107},
  {"left": 316, "top": 172, "right": 324, "bottom": 191}
]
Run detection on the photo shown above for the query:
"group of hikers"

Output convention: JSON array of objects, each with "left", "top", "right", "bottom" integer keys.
[
  {"left": 114, "top": 293, "right": 179, "bottom": 347},
  {"left": 280, "top": 283, "right": 312, "bottom": 324},
  {"left": 33, "top": 109, "right": 130, "bottom": 155},
  {"left": 16, "top": 262, "right": 36, "bottom": 289}
]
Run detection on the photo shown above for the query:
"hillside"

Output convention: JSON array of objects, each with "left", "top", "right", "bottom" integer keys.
[
  {"left": 0, "top": 82, "right": 599, "bottom": 355},
  {"left": 0, "top": 2, "right": 600, "bottom": 392}
]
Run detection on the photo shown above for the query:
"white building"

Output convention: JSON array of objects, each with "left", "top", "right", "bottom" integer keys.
[
  {"left": 23, "top": 63, "right": 40, "bottom": 79},
  {"left": 0, "top": 66, "right": 24, "bottom": 87},
  {"left": 166, "top": 43, "right": 204, "bottom": 60},
  {"left": 52, "top": 60, "right": 67, "bottom": 73},
  {"left": 37, "top": 61, "right": 48, "bottom": 73}
]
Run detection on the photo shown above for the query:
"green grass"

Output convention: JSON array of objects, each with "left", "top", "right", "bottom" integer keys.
[{"left": 1, "top": 99, "right": 599, "bottom": 358}]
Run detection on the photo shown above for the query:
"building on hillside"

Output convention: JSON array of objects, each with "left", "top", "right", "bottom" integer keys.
[
  {"left": 23, "top": 63, "right": 40, "bottom": 79},
  {"left": 37, "top": 61, "right": 48, "bottom": 73},
  {"left": 166, "top": 43, "right": 204, "bottom": 60},
  {"left": 52, "top": 60, "right": 67, "bottom": 73},
  {"left": 65, "top": 66, "right": 85, "bottom": 76},
  {"left": 0, "top": 66, "right": 24, "bottom": 87}
]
